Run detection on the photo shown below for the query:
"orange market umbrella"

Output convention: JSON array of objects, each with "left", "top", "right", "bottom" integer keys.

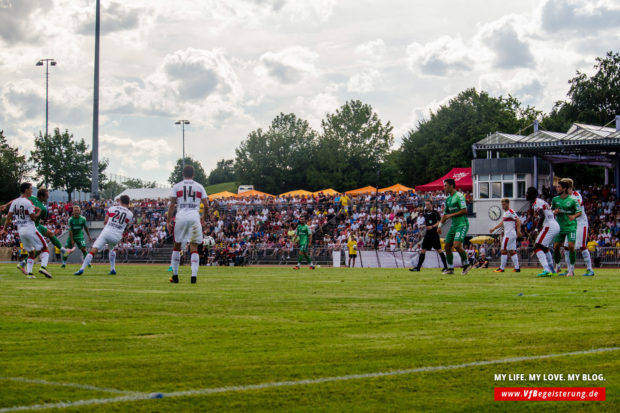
[
  {"left": 209, "top": 191, "right": 237, "bottom": 200},
  {"left": 279, "top": 189, "right": 313, "bottom": 197},
  {"left": 312, "top": 188, "right": 340, "bottom": 196},
  {"left": 378, "top": 183, "right": 414, "bottom": 193},
  {"left": 237, "top": 189, "right": 275, "bottom": 198},
  {"left": 345, "top": 186, "right": 377, "bottom": 196}
]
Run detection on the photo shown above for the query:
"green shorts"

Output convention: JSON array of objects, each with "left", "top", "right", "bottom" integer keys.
[
  {"left": 299, "top": 243, "right": 309, "bottom": 254},
  {"left": 36, "top": 224, "right": 50, "bottom": 237},
  {"left": 445, "top": 223, "right": 469, "bottom": 244},
  {"left": 554, "top": 230, "right": 576, "bottom": 244},
  {"left": 65, "top": 237, "right": 87, "bottom": 250}
]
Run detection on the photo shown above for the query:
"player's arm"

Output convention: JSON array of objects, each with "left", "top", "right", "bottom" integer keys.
[
  {"left": 84, "top": 221, "right": 92, "bottom": 241},
  {"left": 0, "top": 199, "right": 16, "bottom": 212},
  {"left": 516, "top": 217, "right": 522, "bottom": 237},
  {"left": 569, "top": 200, "right": 581, "bottom": 221},
  {"left": 489, "top": 221, "right": 502, "bottom": 234},
  {"left": 32, "top": 206, "right": 41, "bottom": 221},
  {"left": 167, "top": 197, "right": 176, "bottom": 233},
  {"left": 535, "top": 209, "right": 546, "bottom": 232},
  {"left": 0, "top": 210, "right": 14, "bottom": 236}
]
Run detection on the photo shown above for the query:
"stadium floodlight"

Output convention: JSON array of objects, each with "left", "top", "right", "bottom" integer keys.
[
  {"left": 175, "top": 120, "right": 190, "bottom": 170},
  {"left": 35, "top": 58, "right": 57, "bottom": 139}
]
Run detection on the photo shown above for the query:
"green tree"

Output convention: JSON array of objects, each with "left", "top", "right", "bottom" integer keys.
[
  {"left": 100, "top": 181, "right": 125, "bottom": 200},
  {"left": 235, "top": 113, "right": 317, "bottom": 193},
  {"left": 207, "top": 159, "right": 236, "bottom": 185},
  {"left": 30, "top": 129, "right": 108, "bottom": 201},
  {"left": 308, "top": 100, "right": 394, "bottom": 190},
  {"left": 400, "top": 89, "right": 538, "bottom": 186},
  {"left": 0, "top": 131, "right": 30, "bottom": 202},
  {"left": 168, "top": 157, "right": 208, "bottom": 186},
  {"left": 122, "top": 178, "right": 158, "bottom": 188}
]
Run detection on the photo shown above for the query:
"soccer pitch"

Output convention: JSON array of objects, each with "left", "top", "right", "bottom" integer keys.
[{"left": 1, "top": 264, "right": 618, "bottom": 412}]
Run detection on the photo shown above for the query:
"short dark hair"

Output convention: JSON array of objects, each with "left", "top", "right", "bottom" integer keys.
[
  {"left": 183, "top": 165, "right": 194, "bottom": 178},
  {"left": 37, "top": 188, "right": 48, "bottom": 200},
  {"left": 526, "top": 186, "right": 538, "bottom": 201},
  {"left": 120, "top": 195, "right": 130, "bottom": 205},
  {"left": 559, "top": 180, "right": 571, "bottom": 191},
  {"left": 20, "top": 182, "right": 32, "bottom": 194},
  {"left": 444, "top": 178, "right": 456, "bottom": 188}
]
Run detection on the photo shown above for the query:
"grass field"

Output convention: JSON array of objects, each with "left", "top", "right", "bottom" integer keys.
[{"left": 1, "top": 263, "right": 619, "bottom": 412}]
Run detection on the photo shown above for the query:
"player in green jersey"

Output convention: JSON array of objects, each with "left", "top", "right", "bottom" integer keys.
[
  {"left": 551, "top": 179, "right": 581, "bottom": 276},
  {"left": 1, "top": 188, "right": 65, "bottom": 271},
  {"left": 61, "top": 205, "right": 92, "bottom": 267},
  {"left": 293, "top": 215, "right": 315, "bottom": 270},
  {"left": 440, "top": 179, "right": 471, "bottom": 275}
]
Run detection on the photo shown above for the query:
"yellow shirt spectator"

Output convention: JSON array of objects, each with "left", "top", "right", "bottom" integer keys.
[
  {"left": 347, "top": 239, "right": 358, "bottom": 255},
  {"left": 340, "top": 195, "right": 349, "bottom": 207},
  {"left": 587, "top": 240, "right": 597, "bottom": 253},
  {"left": 394, "top": 221, "right": 402, "bottom": 232}
]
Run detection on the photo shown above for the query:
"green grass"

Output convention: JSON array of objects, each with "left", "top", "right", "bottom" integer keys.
[
  {"left": 205, "top": 182, "right": 238, "bottom": 195},
  {"left": 0, "top": 264, "right": 619, "bottom": 412}
]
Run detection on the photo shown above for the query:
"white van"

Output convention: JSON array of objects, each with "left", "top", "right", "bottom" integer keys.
[{"left": 237, "top": 185, "right": 254, "bottom": 194}]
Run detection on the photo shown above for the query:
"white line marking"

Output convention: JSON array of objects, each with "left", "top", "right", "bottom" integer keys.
[
  {"left": 1, "top": 346, "right": 618, "bottom": 412},
  {"left": 0, "top": 377, "right": 134, "bottom": 395}
]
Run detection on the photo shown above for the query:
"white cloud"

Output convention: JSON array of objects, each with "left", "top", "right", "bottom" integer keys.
[
  {"left": 255, "top": 46, "right": 320, "bottom": 84},
  {"left": 406, "top": 36, "right": 476, "bottom": 77},
  {"left": 347, "top": 69, "right": 382, "bottom": 93}
]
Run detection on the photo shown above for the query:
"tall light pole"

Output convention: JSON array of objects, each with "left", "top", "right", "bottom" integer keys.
[
  {"left": 91, "top": 0, "right": 101, "bottom": 199},
  {"left": 175, "top": 120, "right": 190, "bottom": 171},
  {"left": 36, "top": 58, "right": 57, "bottom": 138}
]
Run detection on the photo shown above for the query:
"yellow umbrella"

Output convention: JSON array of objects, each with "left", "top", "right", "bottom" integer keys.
[
  {"left": 345, "top": 186, "right": 377, "bottom": 196},
  {"left": 279, "top": 189, "right": 313, "bottom": 197},
  {"left": 208, "top": 191, "right": 237, "bottom": 200},
  {"left": 312, "top": 188, "right": 340, "bottom": 196},
  {"left": 469, "top": 235, "right": 495, "bottom": 245},
  {"left": 378, "top": 183, "right": 414, "bottom": 193}
]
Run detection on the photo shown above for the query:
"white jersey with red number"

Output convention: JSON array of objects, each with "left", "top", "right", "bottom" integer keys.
[
  {"left": 532, "top": 198, "right": 555, "bottom": 225},
  {"left": 9, "top": 197, "right": 37, "bottom": 231},
  {"left": 502, "top": 209, "right": 518, "bottom": 237},
  {"left": 104, "top": 205, "right": 134, "bottom": 237},
  {"left": 571, "top": 190, "right": 588, "bottom": 225},
  {"left": 171, "top": 180, "right": 207, "bottom": 219}
]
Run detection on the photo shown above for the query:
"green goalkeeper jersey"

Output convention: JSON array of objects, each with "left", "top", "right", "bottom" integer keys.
[
  {"left": 29, "top": 196, "right": 47, "bottom": 226},
  {"left": 445, "top": 191, "right": 468, "bottom": 226},
  {"left": 296, "top": 224, "right": 311, "bottom": 245},
  {"left": 68, "top": 215, "right": 88, "bottom": 240},
  {"left": 551, "top": 195, "right": 579, "bottom": 232}
]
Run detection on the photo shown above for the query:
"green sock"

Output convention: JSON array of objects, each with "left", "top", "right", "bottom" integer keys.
[
  {"left": 50, "top": 235, "right": 62, "bottom": 250},
  {"left": 446, "top": 252, "right": 453, "bottom": 267},
  {"left": 459, "top": 251, "right": 467, "bottom": 265},
  {"left": 554, "top": 250, "right": 561, "bottom": 264},
  {"left": 297, "top": 255, "right": 302, "bottom": 264},
  {"left": 82, "top": 250, "right": 88, "bottom": 258},
  {"left": 305, "top": 254, "right": 312, "bottom": 265},
  {"left": 569, "top": 250, "right": 576, "bottom": 265}
]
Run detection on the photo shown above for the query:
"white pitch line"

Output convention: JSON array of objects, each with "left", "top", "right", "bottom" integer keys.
[
  {"left": 0, "top": 377, "right": 135, "bottom": 395},
  {"left": 1, "top": 346, "right": 618, "bottom": 412}
]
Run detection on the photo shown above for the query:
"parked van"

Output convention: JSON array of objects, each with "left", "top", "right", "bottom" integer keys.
[{"left": 237, "top": 185, "right": 254, "bottom": 194}]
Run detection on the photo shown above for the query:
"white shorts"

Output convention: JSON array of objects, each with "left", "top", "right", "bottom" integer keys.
[
  {"left": 93, "top": 229, "right": 122, "bottom": 250},
  {"left": 501, "top": 234, "right": 517, "bottom": 251},
  {"left": 536, "top": 221, "right": 560, "bottom": 248},
  {"left": 565, "top": 223, "right": 588, "bottom": 249},
  {"left": 174, "top": 217, "right": 203, "bottom": 245},
  {"left": 19, "top": 228, "right": 46, "bottom": 252}
]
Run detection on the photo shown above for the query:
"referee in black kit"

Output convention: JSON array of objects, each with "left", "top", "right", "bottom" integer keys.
[{"left": 410, "top": 200, "right": 448, "bottom": 272}]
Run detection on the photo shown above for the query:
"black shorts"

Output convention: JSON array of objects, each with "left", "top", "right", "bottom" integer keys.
[{"left": 421, "top": 233, "right": 441, "bottom": 251}]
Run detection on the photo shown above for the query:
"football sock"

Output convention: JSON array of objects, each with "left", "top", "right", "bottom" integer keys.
[
  {"left": 306, "top": 254, "right": 312, "bottom": 265},
  {"left": 27, "top": 258, "right": 34, "bottom": 274},
  {"left": 581, "top": 249, "right": 592, "bottom": 271},
  {"left": 500, "top": 253, "right": 507, "bottom": 269},
  {"left": 171, "top": 250, "right": 181, "bottom": 275},
  {"left": 191, "top": 252, "right": 199, "bottom": 277},
  {"left": 416, "top": 252, "right": 426, "bottom": 270},
  {"left": 82, "top": 249, "right": 88, "bottom": 258},
  {"left": 50, "top": 235, "right": 62, "bottom": 249},
  {"left": 446, "top": 252, "right": 454, "bottom": 268},
  {"left": 564, "top": 250, "right": 571, "bottom": 269},
  {"left": 510, "top": 253, "right": 519, "bottom": 270},
  {"left": 297, "top": 254, "right": 302, "bottom": 265},
  {"left": 40, "top": 251, "right": 49, "bottom": 268},
  {"left": 546, "top": 251, "right": 554, "bottom": 271},
  {"left": 459, "top": 251, "right": 467, "bottom": 266},
  {"left": 439, "top": 252, "right": 447, "bottom": 269},
  {"left": 109, "top": 250, "right": 116, "bottom": 271},
  {"left": 535, "top": 250, "right": 550, "bottom": 272},
  {"left": 80, "top": 253, "right": 93, "bottom": 271},
  {"left": 553, "top": 250, "right": 561, "bottom": 265}
]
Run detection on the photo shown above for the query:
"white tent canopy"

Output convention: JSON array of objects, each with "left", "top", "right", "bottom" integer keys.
[{"left": 114, "top": 188, "right": 171, "bottom": 201}]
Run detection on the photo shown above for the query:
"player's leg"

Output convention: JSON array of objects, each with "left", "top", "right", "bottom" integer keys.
[
  {"left": 170, "top": 219, "right": 188, "bottom": 283},
  {"left": 62, "top": 238, "right": 74, "bottom": 267},
  {"left": 411, "top": 248, "right": 426, "bottom": 271},
  {"left": 41, "top": 226, "right": 64, "bottom": 253},
  {"left": 189, "top": 242, "right": 199, "bottom": 283},
  {"left": 444, "top": 242, "right": 454, "bottom": 273},
  {"left": 26, "top": 250, "right": 36, "bottom": 278},
  {"left": 576, "top": 225, "right": 594, "bottom": 276},
  {"left": 566, "top": 232, "right": 577, "bottom": 275},
  {"left": 453, "top": 240, "right": 470, "bottom": 274},
  {"left": 108, "top": 248, "right": 117, "bottom": 275},
  {"left": 534, "top": 226, "right": 555, "bottom": 276},
  {"left": 304, "top": 245, "right": 314, "bottom": 268},
  {"left": 295, "top": 244, "right": 305, "bottom": 269},
  {"left": 75, "top": 234, "right": 104, "bottom": 275},
  {"left": 496, "top": 236, "right": 509, "bottom": 272}
]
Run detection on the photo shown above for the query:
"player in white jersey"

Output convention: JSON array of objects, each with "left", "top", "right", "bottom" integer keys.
[
  {"left": 74, "top": 195, "right": 134, "bottom": 276},
  {"left": 167, "top": 165, "right": 208, "bottom": 284},
  {"left": 526, "top": 187, "right": 560, "bottom": 277},
  {"left": 0, "top": 183, "right": 52, "bottom": 279},
  {"left": 489, "top": 198, "right": 521, "bottom": 272},
  {"left": 558, "top": 178, "right": 594, "bottom": 276}
]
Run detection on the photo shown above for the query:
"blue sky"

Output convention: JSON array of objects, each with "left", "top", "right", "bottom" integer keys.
[{"left": 1, "top": 0, "right": 618, "bottom": 185}]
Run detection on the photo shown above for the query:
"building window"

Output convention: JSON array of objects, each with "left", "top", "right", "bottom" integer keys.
[
  {"left": 517, "top": 181, "right": 526, "bottom": 198},
  {"left": 479, "top": 182, "right": 489, "bottom": 199},
  {"left": 503, "top": 182, "right": 514, "bottom": 198},
  {"left": 492, "top": 182, "right": 502, "bottom": 198}
]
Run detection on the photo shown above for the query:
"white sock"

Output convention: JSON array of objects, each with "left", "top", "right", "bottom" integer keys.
[
  {"left": 546, "top": 251, "right": 555, "bottom": 272},
  {"left": 581, "top": 249, "right": 592, "bottom": 271},
  {"left": 81, "top": 253, "right": 93, "bottom": 271},
  {"left": 109, "top": 250, "right": 116, "bottom": 271},
  {"left": 564, "top": 250, "right": 570, "bottom": 270},
  {"left": 536, "top": 250, "right": 549, "bottom": 272},
  {"left": 171, "top": 250, "right": 181, "bottom": 275},
  {"left": 510, "top": 253, "right": 519, "bottom": 270},
  {"left": 40, "top": 251, "right": 49, "bottom": 268},
  {"left": 569, "top": 263, "right": 575, "bottom": 273},
  {"left": 191, "top": 252, "right": 199, "bottom": 278},
  {"left": 500, "top": 254, "right": 507, "bottom": 269},
  {"left": 27, "top": 258, "right": 34, "bottom": 274}
]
